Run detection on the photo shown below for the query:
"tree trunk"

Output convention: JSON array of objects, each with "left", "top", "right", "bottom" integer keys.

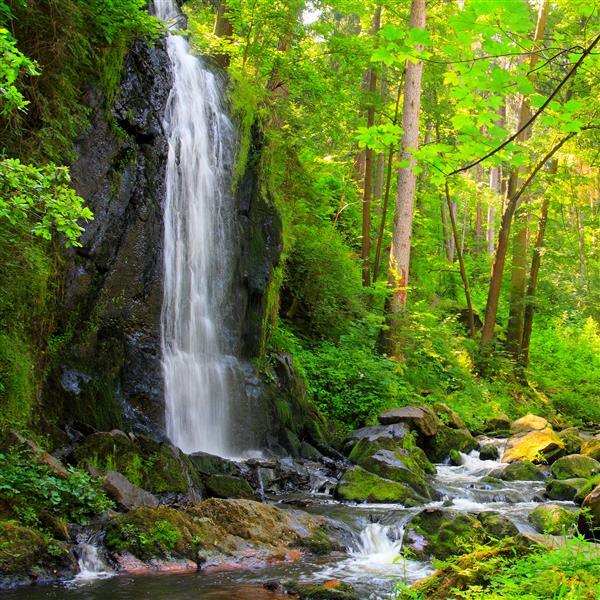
[
  {"left": 213, "top": 2, "right": 233, "bottom": 68},
  {"left": 504, "top": 0, "right": 549, "bottom": 358},
  {"left": 387, "top": 0, "right": 426, "bottom": 317},
  {"left": 521, "top": 159, "right": 557, "bottom": 367},
  {"left": 361, "top": 6, "right": 382, "bottom": 287}
]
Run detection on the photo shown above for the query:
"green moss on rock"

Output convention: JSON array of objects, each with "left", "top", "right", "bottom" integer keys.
[
  {"left": 335, "top": 467, "right": 422, "bottom": 505},
  {"left": 500, "top": 461, "right": 546, "bottom": 482},
  {"left": 546, "top": 478, "right": 588, "bottom": 501},
  {"left": 205, "top": 475, "right": 255, "bottom": 499},
  {"left": 528, "top": 504, "right": 576, "bottom": 534},
  {"left": 551, "top": 455, "right": 600, "bottom": 480},
  {"left": 423, "top": 425, "right": 477, "bottom": 463}
]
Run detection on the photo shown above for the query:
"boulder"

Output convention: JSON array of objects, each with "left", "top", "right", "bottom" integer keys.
[
  {"left": 558, "top": 428, "right": 584, "bottom": 455},
  {"left": 422, "top": 425, "right": 477, "bottom": 463},
  {"left": 205, "top": 475, "right": 255, "bottom": 500},
  {"left": 511, "top": 414, "right": 549, "bottom": 435},
  {"left": 482, "top": 415, "right": 511, "bottom": 435},
  {"left": 502, "top": 430, "right": 565, "bottom": 464},
  {"left": 449, "top": 449, "right": 463, "bottom": 466},
  {"left": 550, "top": 455, "right": 600, "bottom": 480},
  {"left": 378, "top": 406, "right": 441, "bottom": 437},
  {"left": 357, "top": 449, "right": 433, "bottom": 498},
  {"left": 102, "top": 470, "right": 159, "bottom": 510},
  {"left": 582, "top": 436, "right": 600, "bottom": 462},
  {"left": 74, "top": 432, "right": 201, "bottom": 496},
  {"left": 188, "top": 451, "right": 241, "bottom": 477},
  {"left": 433, "top": 403, "right": 466, "bottom": 430},
  {"left": 402, "top": 509, "right": 517, "bottom": 560},
  {"left": 546, "top": 478, "right": 588, "bottom": 501},
  {"left": 335, "top": 467, "right": 423, "bottom": 505},
  {"left": 290, "top": 581, "right": 359, "bottom": 600},
  {"left": 499, "top": 461, "right": 546, "bottom": 482},
  {"left": 479, "top": 444, "right": 499, "bottom": 461},
  {"left": 528, "top": 504, "right": 576, "bottom": 534},
  {"left": 343, "top": 423, "right": 412, "bottom": 457},
  {"left": 574, "top": 475, "right": 600, "bottom": 504},
  {"left": 579, "top": 484, "right": 600, "bottom": 540},
  {"left": 0, "top": 521, "right": 77, "bottom": 586}
]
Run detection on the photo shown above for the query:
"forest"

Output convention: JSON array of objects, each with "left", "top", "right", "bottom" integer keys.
[{"left": 0, "top": 0, "right": 599, "bottom": 598}]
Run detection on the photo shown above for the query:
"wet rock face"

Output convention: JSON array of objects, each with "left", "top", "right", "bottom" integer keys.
[{"left": 44, "top": 42, "right": 284, "bottom": 442}]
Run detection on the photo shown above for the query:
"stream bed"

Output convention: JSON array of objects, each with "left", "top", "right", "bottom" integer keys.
[{"left": 0, "top": 445, "right": 577, "bottom": 600}]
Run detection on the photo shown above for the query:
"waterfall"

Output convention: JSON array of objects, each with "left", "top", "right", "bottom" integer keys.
[{"left": 156, "top": 0, "right": 240, "bottom": 457}]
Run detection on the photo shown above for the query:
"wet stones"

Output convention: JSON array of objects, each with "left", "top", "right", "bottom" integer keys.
[
  {"left": 378, "top": 406, "right": 440, "bottom": 437},
  {"left": 478, "top": 443, "right": 500, "bottom": 461},
  {"left": 502, "top": 429, "right": 565, "bottom": 464},
  {"left": 550, "top": 455, "right": 600, "bottom": 480},
  {"left": 528, "top": 504, "right": 576, "bottom": 534},
  {"left": 499, "top": 461, "right": 546, "bottom": 482}
]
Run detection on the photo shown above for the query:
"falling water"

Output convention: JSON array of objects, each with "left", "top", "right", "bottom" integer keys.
[{"left": 156, "top": 0, "right": 239, "bottom": 456}]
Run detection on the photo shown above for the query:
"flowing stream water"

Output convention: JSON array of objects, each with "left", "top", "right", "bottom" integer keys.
[{"left": 157, "top": 0, "right": 241, "bottom": 457}]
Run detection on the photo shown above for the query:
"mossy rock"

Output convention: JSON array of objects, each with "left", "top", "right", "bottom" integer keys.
[
  {"left": 558, "top": 428, "right": 584, "bottom": 455},
  {"left": 410, "top": 535, "right": 534, "bottom": 599},
  {"left": 292, "top": 581, "right": 359, "bottom": 599},
  {"left": 0, "top": 521, "right": 76, "bottom": 584},
  {"left": 188, "top": 451, "right": 241, "bottom": 477},
  {"left": 422, "top": 425, "right": 476, "bottom": 463},
  {"left": 479, "top": 476, "right": 505, "bottom": 489},
  {"left": 449, "top": 449, "right": 462, "bottom": 465},
  {"left": 378, "top": 406, "right": 441, "bottom": 436},
  {"left": 546, "top": 478, "right": 588, "bottom": 501},
  {"left": 482, "top": 415, "right": 511, "bottom": 435},
  {"left": 433, "top": 403, "right": 466, "bottom": 430},
  {"left": 500, "top": 461, "right": 545, "bottom": 482},
  {"left": 74, "top": 432, "right": 200, "bottom": 495},
  {"left": 581, "top": 436, "right": 600, "bottom": 462},
  {"left": 574, "top": 474, "right": 600, "bottom": 504},
  {"left": 479, "top": 443, "right": 499, "bottom": 461},
  {"left": 104, "top": 506, "right": 207, "bottom": 561},
  {"left": 342, "top": 423, "right": 411, "bottom": 455},
  {"left": 335, "top": 467, "right": 423, "bottom": 505},
  {"left": 502, "top": 429, "right": 565, "bottom": 464},
  {"left": 205, "top": 475, "right": 255, "bottom": 500},
  {"left": 528, "top": 504, "right": 576, "bottom": 534},
  {"left": 356, "top": 449, "right": 433, "bottom": 498},
  {"left": 511, "top": 414, "right": 549, "bottom": 434},
  {"left": 579, "top": 484, "right": 600, "bottom": 540},
  {"left": 550, "top": 455, "right": 600, "bottom": 480},
  {"left": 189, "top": 498, "right": 342, "bottom": 554},
  {"left": 403, "top": 509, "right": 518, "bottom": 560}
]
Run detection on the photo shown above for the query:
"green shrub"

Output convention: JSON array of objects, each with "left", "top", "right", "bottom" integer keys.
[{"left": 0, "top": 448, "right": 113, "bottom": 526}]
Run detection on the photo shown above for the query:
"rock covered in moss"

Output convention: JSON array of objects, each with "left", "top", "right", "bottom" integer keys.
[
  {"left": 357, "top": 449, "right": 433, "bottom": 498},
  {"left": 511, "top": 414, "right": 549, "bottom": 435},
  {"left": 574, "top": 474, "right": 600, "bottom": 504},
  {"left": 479, "top": 443, "right": 500, "bottom": 461},
  {"left": 499, "top": 461, "right": 546, "bottom": 481},
  {"left": 558, "top": 428, "right": 584, "bottom": 455},
  {"left": 546, "top": 478, "right": 588, "bottom": 501},
  {"left": 188, "top": 451, "right": 241, "bottom": 477},
  {"left": 482, "top": 415, "right": 511, "bottom": 435},
  {"left": 409, "top": 536, "right": 534, "bottom": 599},
  {"left": 0, "top": 521, "right": 76, "bottom": 586},
  {"left": 291, "top": 580, "right": 359, "bottom": 599},
  {"left": 205, "top": 475, "right": 255, "bottom": 500},
  {"left": 502, "top": 429, "right": 565, "bottom": 464},
  {"left": 579, "top": 484, "right": 600, "bottom": 540},
  {"left": 74, "top": 431, "right": 201, "bottom": 496},
  {"left": 550, "top": 455, "right": 600, "bottom": 480},
  {"left": 422, "top": 425, "right": 477, "bottom": 463},
  {"left": 343, "top": 423, "right": 411, "bottom": 458},
  {"left": 402, "top": 509, "right": 517, "bottom": 560},
  {"left": 101, "top": 469, "right": 159, "bottom": 510},
  {"left": 582, "top": 436, "right": 600, "bottom": 461},
  {"left": 335, "top": 467, "right": 423, "bottom": 505},
  {"left": 449, "top": 449, "right": 463, "bottom": 465},
  {"left": 433, "top": 403, "right": 466, "bottom": 430},
  {"left": 378, "top": 406, "right": 441, "bottom": 437},
  {"left": 528, "top": 504, "right": 576, "bottom": 534}
]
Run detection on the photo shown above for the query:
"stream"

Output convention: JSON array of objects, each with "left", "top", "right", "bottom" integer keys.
[{"left": 0, "top": 446, "right": 576, "bottom": 600}]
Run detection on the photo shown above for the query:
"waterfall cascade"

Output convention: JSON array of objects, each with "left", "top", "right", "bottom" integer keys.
[{"left": 156, "top": 0, "right": 241, "bottom": 457}]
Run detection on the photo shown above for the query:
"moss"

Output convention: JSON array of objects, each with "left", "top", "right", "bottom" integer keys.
[
  {"left": 546, "top": 478, "right": 588, "bottom": 501},
  {"left": 292, "top": 581, "right": 359, "bottom": 599},
  {"left": 575, "top": 474, "right": 600, "bottom": 504},
  {"left": 528, "top": 504, "right": 577, "bottom": 534},
  {"left": 335, "top": 467, "right": 422, "bottom": 505},
  {"left": 205, "top": 475, "right": 255, "bottom": 499},
  {"left": 0, "top": 521, "right": 74, "bottom": 582},
  {"left": 423, "top": 425, "right": 477, "bottom": 463},
  {"left": 297, "top": 525, "right": 338, "bottom": 555},
  {"left": 551, "top": 455, "right": 600, "bottom": 480},
  {"left": 582, "top": 437, "right": 600, "bottom": 461},
  {"left": 500, "top": 461, "right": 545, "bottom": 481},
  {"left": 503, "top": 429, "right": 565, "bottom": 464},
  {"left": 104, "top": 507, "right": 204, "bottom": 562}
]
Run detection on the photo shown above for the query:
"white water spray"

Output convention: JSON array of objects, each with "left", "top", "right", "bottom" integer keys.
[{"left": 157, "top": 0, "right": 239, "bottom": 456}]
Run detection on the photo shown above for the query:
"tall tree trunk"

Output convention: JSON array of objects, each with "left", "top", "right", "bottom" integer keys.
[
  {"left": 521, "top": 159, "right": 557, "bottom": 367},
  {"left": 446, "top": 182, "right": 475, "bottom": 337},
  {"left": 213, "top": 2, "right": 233, "bottom": 68},
  {"left": 441, "top": 198, "right": 453, "bottom": 261},
  {"left": 505, "top": 0, "right": 549, "bottom": 358},
  {"left": 487, "top": 165, "right": 500, "bottom": 257},
  {"left": 481, "top": 0, "right": 549, "bottom": 350},
  {"left": 387, "top": 0, "right": 426, "bottom": 316},
  {"left": 480, "top": 133, "right": 574, "bottom": 348},
  {"left": 361, "top": 6, "right": 382, "bottom": 287}
]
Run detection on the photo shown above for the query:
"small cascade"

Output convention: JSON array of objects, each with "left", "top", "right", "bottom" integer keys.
[
  {"left": 156, "top": 0, "right": 247, "bottom": 457},
  {"left": 72, "top": 533, "right": 113, "bottom": 581},
  {"left": 350, "top": 523, "right": 403, "bottom": 561}
]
